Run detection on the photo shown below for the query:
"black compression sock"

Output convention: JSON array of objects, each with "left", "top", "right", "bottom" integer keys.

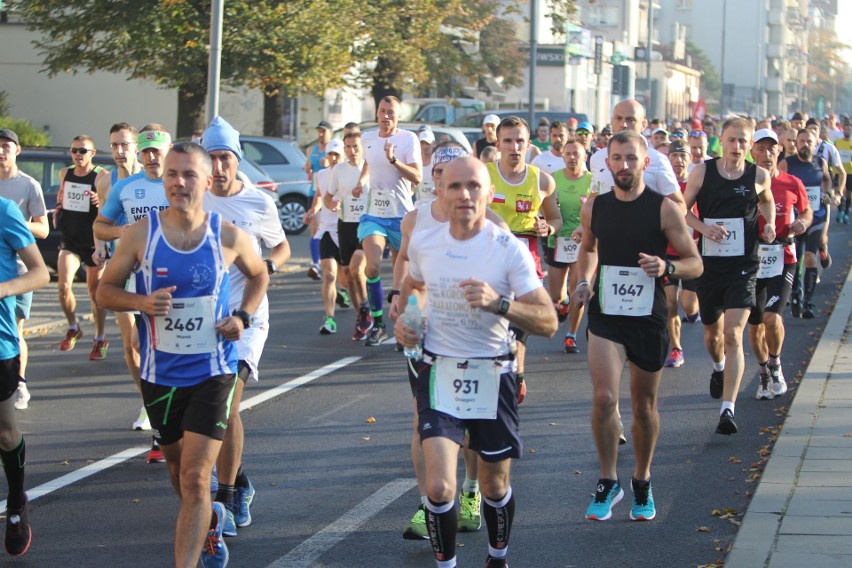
[
  {"left": 215, "top": 484, "right": 237, "bottom": 509},
  {"left": 804, "top": 267, "right": 818, "bottom": 302},
  {"left": 0, "top": 436, "right": 25, "bottom": 510},
  {"left": 235, "top": 465, "right": 250, "bottom": 489},
  {"left": 482, "top": 487, "right": 515, "bottom": 555},
  {"left": 425, "top": 498, "right": 457, "bottom": 564}
]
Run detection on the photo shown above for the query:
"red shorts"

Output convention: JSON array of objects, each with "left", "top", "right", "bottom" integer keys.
[{"left": 515, "top": 234, "right": 542, "bottom": 279}]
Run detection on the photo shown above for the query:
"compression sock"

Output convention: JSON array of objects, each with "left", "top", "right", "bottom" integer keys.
[
  {"left": 366, "top": 276, "right": 384, "bottom": 325},
  {"left": 235, "top": 465, "right": 250, "bottom": 489},
  {"left": 483, "top": 486, "right": 515, "bottom": 559},
  {"left": 215, "top": 484, "right": 237, "bottom": 510},
  {"left": 309, "top": 237, "right": 320, "bottom": 265},
  {"left": 425, "top": 498, "right": 458, "bottom": 566},
  {"left": 0, "top": 437, "right": 26, "bottom": 510},
  {"left": 804, "top": 267, "right": 818, "bottom": 303}
]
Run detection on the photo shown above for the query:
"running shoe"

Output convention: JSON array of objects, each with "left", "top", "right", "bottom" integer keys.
[
  {"left": 201, "top": 502, "right": 230, "bottom": 568},
  {"left": 59, "top": 327, "right": 84, "bottom": 351},
  {"left": 682, "top": 312, "right": 701, "bottom": 323},
  {"left": 4, "top": 496, "right": 31, "bottom": 557},
  {"left": 320, "top": 316, "right": 337, "bottom": 335},
  {"left": 709, "top": 370, "right": 724, "bottom": 399},
  {"left": 564, "top": 336, "right": 579, "bottom": 354},
  {"left": 802, "top": 303, "right": 815, "bottom": 319},
  {"left": 13, "top": 383, "right": 30, "bottom": 410},
  {"left": 147, "top": 439, "right": 165, "bottom": 463},
  {"left": 133, "top": 406, "right": 152, "bottom": 431},
  {"left": 222, "top": 506, "right": 237, "bottom": 538},
  {"left": 756, "top": 368, "right": 774, "bottom": 400},
  {"left": 517, "top": 377, "right": 526, "bottom": 404},
  {"left": 352, "top": 321, "right": 368, "bottom": 341},
  {"left": 663, "top": 348, "right": 684, "bottom": 368},
  {"left": 234, "top": 477, "right": 255, "bottom": 527},
  {"left": 211, "top": 465, "right": 218, "bottom": 495},
  {"left": 819, "top": 247, "right": 832, "bottom": 269},
  {"left": 88, "top": 339, "right": 109, "bottom": 361},
  {"left": 715, "top": 409, "right": 738, "bottom": 435},
  {"left": 382, "top": 243, "right": 391, "bottom": 259},
  {"left": 555, "top": 302, "right": 569, "bottom": 323},
  {"left": 402, "top": 505, "right": 429, "bottom": 540},
  {"left": 769, "top": 363, "right": 788, "bottom": 397},
  {"left": 618, "top": 420, "right": 628, "bottom": 446},
  {"left": 630, "top": 478, "right": 656, "bottom": 521},
  {"left": 365, "top": 325, "right": 387, "bottom": 346},
  {"left": 485, "top": 556, "right": 508, "bottom": 568},
  {"left": 307, "top": 264, "right": 321, "bottom": 281},
  {"left": 458, "top": 491, "right": 482, "bottom": 532},
  {"left": 842, "top": 213, "right": 850, "bottom": 224},
  {"left": 790, "top": 296, "right": 801, "bottom": 318},
  {"left": 336, "top": 289, "right": 351, "bottom": 308},
  {"left": 585, "top": 478, "right": 623, "bottom": 521}
]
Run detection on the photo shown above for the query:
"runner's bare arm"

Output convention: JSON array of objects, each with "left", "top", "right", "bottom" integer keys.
[
  {"left": 459, "top": 278, "right": 557, "bottom": 338},
  {"left": 572, "top": 199, "right": 598, "bottom": 310},
  {"left": 0, "top": 244, "right": 49, "bottom": 299},
  {"left": 659, "top": 198, "right": 703, "bottom": 280},
  {"left": 756, "top": 167, "right": 776, "bottom": 242},
  {"left": 538, "top": 171, "right": 562, "bottom": 236}
]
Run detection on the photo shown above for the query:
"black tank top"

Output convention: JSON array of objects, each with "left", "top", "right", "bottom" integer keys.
[
  {"left": 58, "top": 166, "right": 101, "bottom": 249},
  {"left": 696, "top": 158, "right": 759, "bottom": 271},
  {"left": 589, "top": 189, "right": 668, "bottom": 328}
]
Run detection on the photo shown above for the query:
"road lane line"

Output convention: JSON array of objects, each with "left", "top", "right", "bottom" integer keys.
[
  {"left": 3, "top": 356, "right": 363, "bottom": 510},
  {"left": 266, "top": 478, "right": 418, "bottom": 568}
]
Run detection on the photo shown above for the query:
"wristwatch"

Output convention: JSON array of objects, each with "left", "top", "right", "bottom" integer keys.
[
  {"left": 387, "top": 289, "right": 400, "bottom": 303},
  {"left": 232, "top": 309, "right": 252, "bottom": 329},
  {"left": 497, "top": 296, "right": 512, "bottom": 316},
  {"left": 265, "top": 259, "right": 278, "bottom": 275},
  {"left": 390, "top": 156, "right": 397, "bottom": 164},
  {"left": 665, "top": 261, "right": 676, "bottom": 276}
]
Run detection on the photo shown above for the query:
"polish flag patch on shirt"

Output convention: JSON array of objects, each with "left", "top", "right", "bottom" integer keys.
[
  {"left": 156, "top": 267, "right": 168, "bottom": 277},
  {"left": 492, "top": 193, "right": 506, "bottom": 204}
]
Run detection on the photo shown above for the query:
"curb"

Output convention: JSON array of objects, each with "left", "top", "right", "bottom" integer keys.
[{"left": 724, "top": 264, "right": 852, "bottom": 567}]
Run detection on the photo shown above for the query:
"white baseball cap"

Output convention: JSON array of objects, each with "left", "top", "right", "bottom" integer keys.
[
  {"left": 419, "top": 130, "right": 435, "bottom": 144},
  {"left": 325, "top": 139, "right": 344, "bottom": 155},
  {"left": 752, "top": 129, "right": 778, "bottom": 144},
  {"left": 483, "top": 114, "right": 500, "bottom": 126}
]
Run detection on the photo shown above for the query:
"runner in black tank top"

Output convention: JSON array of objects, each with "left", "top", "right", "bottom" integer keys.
[
  {"left": 58, "top": 166, "right": 101, "bottom": 260},
  {"left": 574, "top": 131, "right": 702, "bottom": 523},
  {"left": 683, "top": 119, "right": 776, "bottom": 437}
]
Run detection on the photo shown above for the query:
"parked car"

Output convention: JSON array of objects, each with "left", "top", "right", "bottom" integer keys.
[
  {"left": 453, "top": 110, "right": 591, "bottom": 129},
  {"left": 239, "top": 136, "right": 312, "bottom": 234},
  {"left": 399, "top": 98, "right": 485, "bottom": 125}
]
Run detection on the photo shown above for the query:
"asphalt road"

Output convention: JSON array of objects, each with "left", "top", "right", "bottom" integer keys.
[{"left": 14, "top": 222, "right": 852, "bottom": 568}]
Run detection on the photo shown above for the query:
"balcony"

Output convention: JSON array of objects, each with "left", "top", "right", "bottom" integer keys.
[
  {"left": 767, "top": 44, "right": 783, "bottom": 58},
  {"left": 768, "top": 10, "right": 784, "bottom": 25}
]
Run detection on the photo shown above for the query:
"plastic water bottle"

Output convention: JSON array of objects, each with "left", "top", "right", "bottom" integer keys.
[{"left": 401, "top": 295, "right": 423, "bottom": 359}]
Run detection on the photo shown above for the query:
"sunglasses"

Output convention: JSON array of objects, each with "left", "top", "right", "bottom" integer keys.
[
  {"left": 70, "top": 148, "right": 92, "bottom": 155},
  {"left": 669, "top": 133, "right": 685, "bottom": 139},
  {"left": 688, "top": 131, "right": 707, "bottom": 138}
]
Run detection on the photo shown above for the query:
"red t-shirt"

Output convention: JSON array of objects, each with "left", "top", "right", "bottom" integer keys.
[
  {"left": 759, "top": 170, "right": 809, "bottom": 264},
  {"left": 666, "top": 180, "right": 699, "bottom": 257}
]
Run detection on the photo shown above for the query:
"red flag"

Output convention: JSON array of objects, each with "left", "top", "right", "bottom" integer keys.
[{"left": 692, "top": 98, "right": 707, "bottom": 122}]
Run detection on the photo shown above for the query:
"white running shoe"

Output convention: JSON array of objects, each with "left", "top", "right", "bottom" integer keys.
[
  {"left": 769, "top": 364, "right": 787, "bottom": 397},
  {"left": 133, "top": 406, "right": 152, "bottom": 431},
  {"left": 756, "top": 369, "right": 774, "bottom": 400},
  {"left": 14, "top": 383, "right": 30, "bottom": 410}
]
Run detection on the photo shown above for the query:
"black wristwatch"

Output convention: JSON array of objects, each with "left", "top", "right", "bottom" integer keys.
[
  {"left": 665, "top": 261, "right": 676, "bottom": 276},
  {"left": 265, "top": 259, "right": 278, "bottom": 275},
  {"left": 387, "top": 289, "right": 400, "bottom": 303},
  {"left": 232, "top": 309, "right": 252, "bottom": 329},
  {"left": 390, "top": 156, "right": 397, "bottom": 164},
  {"left": 497, "top": 296, "right": 512, "bottom": 316}
]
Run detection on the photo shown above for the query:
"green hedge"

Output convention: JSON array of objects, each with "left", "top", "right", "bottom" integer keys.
[{"left": 0, "top": 116, "right": 51, "bottom": 147}]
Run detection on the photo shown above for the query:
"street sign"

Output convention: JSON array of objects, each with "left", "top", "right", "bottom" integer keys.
[
  {"left": 610, "top": 52, "right": 625, "bottom": 65},
  {"left": 594, "top": 35, "right": 603, "bottom": 75}
]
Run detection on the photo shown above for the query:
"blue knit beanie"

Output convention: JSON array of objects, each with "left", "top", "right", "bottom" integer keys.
[{"left": 202, "top": 116, "right": 242, "bottom": 161}]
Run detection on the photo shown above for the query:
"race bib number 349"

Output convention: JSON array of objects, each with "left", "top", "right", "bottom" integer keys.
[
  {"left": 430, "top": 357, "right": 501, "bottom": 420},
  {"left": 600, "top": 265, "right": 654, "bottom": 316}
]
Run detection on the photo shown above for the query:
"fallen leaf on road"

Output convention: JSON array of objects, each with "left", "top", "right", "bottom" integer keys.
[
  {"left": 61, "top": 459, "right": 69, "bottom": 466},
  {"left": 529, "top": 449, "right": 537, "bottom": 454},
  {"left": 366, "top": 417, "right": 376, "bottom": 424},
  {"left": 132, "top": 499, "right": 141, "bottom": 504},
  {"left": 729, "top": 457, "right": 742, "bottom": 464},
  {"left": 696, "top": 526, "right": 712, "bottom": 532},
  {"left": 362, "top": 436, "right": 371, "bottom": 441},
  {"left": 574, "top": 470, "right": 582, "bottom": 475}
]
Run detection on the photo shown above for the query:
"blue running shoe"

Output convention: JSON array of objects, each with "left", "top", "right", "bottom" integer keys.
[
  {"left": 585, "top": 478, "right": 623, "bottom": 521},
  {"left": 201, "top": 502, "right": 229, "bottom": 568},
  {"left": 222, "top": 506, "right": 237, "bottom": 537},
  {"left": 630, "top": 478, "right": 656, "bottom": 521},
  {"left": 211, "top": 465, "right": 219, "bottom": 495},
  {"left": 234, "top": 478, "right": 256, "bottom": 527}
]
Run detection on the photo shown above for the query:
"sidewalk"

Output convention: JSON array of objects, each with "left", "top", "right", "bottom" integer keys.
[{"left": 726, "top": 265, "right": 852, "bottom": 567}]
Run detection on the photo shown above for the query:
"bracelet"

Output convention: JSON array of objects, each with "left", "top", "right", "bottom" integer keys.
[
  {"left": 387, "top": 289, "right": 400, "bottom": 303},
  {"left": 577, "top": 280, "right": 590, "bottom": 288}
]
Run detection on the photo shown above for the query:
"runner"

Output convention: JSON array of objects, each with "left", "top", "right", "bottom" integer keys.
[
  {"left": 574, "top": 130, "right": 702, "bottom": 522},
  {"left": 836, "top": 117, "right": 852, "bottom": 224},
  {"left": 574, "top": 121, "right": 597, "bottom": 168},
  {"left": 201, "top": 117, "right": 290, "bottom": 536},
  {"left": 683, "top": 117, "right": 776, "bottom": 435},
  {"left": 0, "top": 129, "right": 48, "bottom": 411},
  {"left": 94, "top": 123, "right": 171, "bottom": 461},
  {"left": 355, "top": 96, "right": 422, "bottom": 346},
  {"left": 542, "top": 139, "right": 591, "bottom": 354},
  {"left": 747, "top": 129, "right": 812, "bottom": 400},
  {"left": 324, "top": 132, "right": 371, "bottom": 340},
  {"left": 778, "top": 128, "right": 833, "bottom": 320},
  {"left": 0, "top": 184, "right": 49, "bottom": 557},
  {"left": 531, "top": 118, "right": 551, "bottom": 152},
  {"left": 531, "top": 121, "right": 569, "bottom": 175},
  {"left": 474, "top": 114, "right": 500, "bottom": 159},
  {"left": 485, "top": 116, "right": 561, "bottom": 404},
  {"left": 54, "top": 135, "right": 110, "bottom": 360},
  {"left": 97, "top": 142, "right": 269, "bottom": 568},
  {"left": 417, "top": 130, "right": 436, "bottom": 204},
  {"left": 687, "top": 129, "right": 710, "bottom": 173},
  {"left": 305, "top": 121, "right": 333, "bottom": 281},
  {"left": 395, "top": 156, "right": 557, "bottom": 568}
]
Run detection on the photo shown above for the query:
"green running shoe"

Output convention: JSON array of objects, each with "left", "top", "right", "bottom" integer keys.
[
  {"left": 402, "top": 505, "right": 429, "bottom": 540},
  {"left": 458, "top": 491, "right": 482, "bottom": 532}
]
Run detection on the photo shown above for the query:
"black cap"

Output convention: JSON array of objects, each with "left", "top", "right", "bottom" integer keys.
[
  {"left": 791, "top": 112, "right": 805, "bottom": 121},
  {"left": 601, "top": 124, "right": 613, "bottom": 134},
  {"left": 316, "top": 120, "right": 333, "bottom": 131},
  {"left": 0, "top": 129, "right": 19, "bottom": 146},
  {"left": 668, "top": 141, "right": 689, "bottom": 155}
]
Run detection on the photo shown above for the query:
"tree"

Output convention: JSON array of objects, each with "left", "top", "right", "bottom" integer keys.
[
  {"left": 807, "top": 27, "right": 850, "bottom": 115},
  {"left": 685, "top": 40, "right": 721, "bottom": 114}
]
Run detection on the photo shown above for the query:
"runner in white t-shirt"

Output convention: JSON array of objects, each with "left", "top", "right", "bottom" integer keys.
[{"left": 530, "top": 121, "right": 569, "bottom": 175}]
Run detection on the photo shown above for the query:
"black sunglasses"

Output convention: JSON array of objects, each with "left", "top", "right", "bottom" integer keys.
[{"left": 70, "top": 148, "right": 92, "bottom": 155}]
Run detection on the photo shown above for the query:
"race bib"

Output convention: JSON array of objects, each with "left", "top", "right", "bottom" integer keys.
[
  {"left": 430, "top": 356, "right": 502, "bottom": 420},
  {"left": 805, "top": 186, "right": 821, "bottom": 210},
  {"left": 154, "top": 295, "right": 218, "bottom": 354},
  {"left": 554, "top": 237, "right": 579, "bottom": 264},
  {"left": 839, "top": 149, "right": 851, "bottom": 164},
  {"left": 342, "top": 193, "right": 368, "bottom": 223},
  {"left": 600, "top": 265, "right": 654, "bottom": 316},
  {"left": 368, "top": 188, "right": 400, "bottom": 218},
  {"left": 63, "top": 182, "right": 92, "bottom": 213},
  {"left": 757, "top": 244, "right": 784, "bottom": 279},
  {"left": 702, "top": 218, "right": 745, "bottom": 257}
]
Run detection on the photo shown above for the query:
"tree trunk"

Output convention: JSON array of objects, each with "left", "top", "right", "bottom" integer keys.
[
  {"left": 176, "top": 86, "right": 207, "bottom": 138},
  {"left": 371, "top": 57, "right": 404, "bottom": 110},
  {"left": 263, "top": 90, "right": 285, "bottom": 137}
]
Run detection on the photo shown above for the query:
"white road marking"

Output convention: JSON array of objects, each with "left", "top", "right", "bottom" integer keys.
[
  {"left": 265, "top": 478, "right": 418, "bottom": 568},
  {"left": 2, "top": 356, "right": 362, "bottom": 510}
]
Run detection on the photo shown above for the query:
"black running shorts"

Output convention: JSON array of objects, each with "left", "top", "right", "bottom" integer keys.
[
  {"left": 696, "top": 266, "right": 757, "bottom": 325},
  {"left": 337, "top": 220, "right": 362, "bottom": 266},
  {"left": 319, "top": 232, "right": 341, "bottom": 263},
  {"left": 587, "top": 315, "right": 669, "bottom": 373},
  {"left": 0, "top": 357, "right": 21, "bottom": 403},
  {"left": 748, "top": 263, "right": 796, "bottom": 324}
]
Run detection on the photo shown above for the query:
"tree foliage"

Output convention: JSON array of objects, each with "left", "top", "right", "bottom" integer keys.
[
  {"left": 0, "top": 116, "right": 51, "bottom": 147},
  {"left": 685, "top": 40, "right": 720, "bottom": 113},
  {"left": 807, "top": 26, "right": 850, "bottom": 114}
]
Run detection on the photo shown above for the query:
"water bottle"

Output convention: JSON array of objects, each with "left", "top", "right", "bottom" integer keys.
[{"left": 401, "top": 295, "right": 423, "bottom": 359}]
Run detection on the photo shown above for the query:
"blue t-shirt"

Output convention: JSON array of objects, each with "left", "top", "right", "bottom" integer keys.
[
  {"left": 0, "top": 198, "right": 37, "bottom": 359},
  {"left": 101, "top": 171, "right": 167, "bottom": 226}
]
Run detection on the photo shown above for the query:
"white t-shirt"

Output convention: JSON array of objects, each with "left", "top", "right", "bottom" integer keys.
[
  {"left": 590, "top": 135, "right": 678, "bottom": 196},
  {"left": 314, "top": 168, "right": 340, "bottom": 239},
  {"left": 817, "top": 140, "right": 842, "bottom": 170},
  {"left": 327, "top": 161, "right": 369, "bottom": 223},
  {"left": 531, "top": 150, "right": 565, "bottom": 175},
  {"left": 416, "top": 164, "right": 436, "bottom": 205},
  {"left": 361, "top": 129, "right": 421, "bottom": 218},
  {"left": 408, "top": 221, "right": 541, "bottom": 358},
  {"left": 203, "top": 181, "right": 286, "bottom": 328}
]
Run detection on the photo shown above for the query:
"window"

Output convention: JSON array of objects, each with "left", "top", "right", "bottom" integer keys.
[
  {"left": 586, "top": 5, "right": 620, "bottom": 26},
  {"left": 242, "top": 141, "right": 288, "bottom": 166}
]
